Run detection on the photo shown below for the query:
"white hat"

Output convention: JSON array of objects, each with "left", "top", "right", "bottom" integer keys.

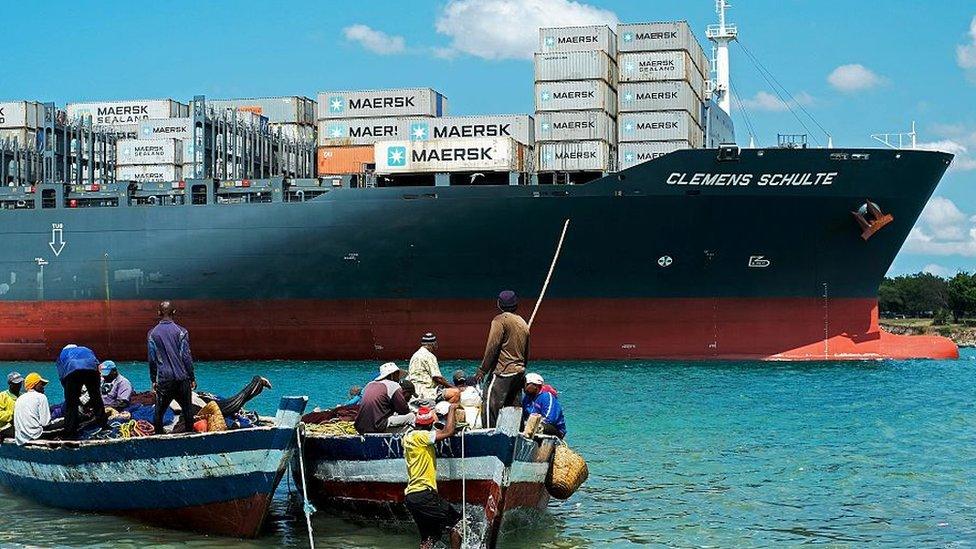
[
  {"left": 434, "top": 400, "right": 452, "bottom": 417},
  {"left": 525, "top": 373, "right": 544, "bottom": 386},
  {"left": 374, "top": 362, "right": 400, "bottom": 382}
]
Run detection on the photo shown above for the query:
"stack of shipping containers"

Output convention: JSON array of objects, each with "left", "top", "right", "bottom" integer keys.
[
  {"left": 372, "top": 115, "right": 535, "bottom": 185},
  {"left": 208, "top": 97, "right": 316, "bottom": 174},
  {"left": 66, "top": 99, "right": 190, "bottom": 183},
  {"left": 0, "top": 101, "right": 43, "bottom": 150},
  {"left": 534, "top": 25, "right": 618, "bottom": 180},
  {"left": 616, "top": 22, "right": 708, "bottom": 169},
  {"left": 316, "top": 88, "right": 447, "bottom": 180}
]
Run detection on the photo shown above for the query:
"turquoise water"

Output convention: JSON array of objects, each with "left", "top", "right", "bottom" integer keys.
[{"left": 0, "top": 350, "right": 975, "bottom": 547}]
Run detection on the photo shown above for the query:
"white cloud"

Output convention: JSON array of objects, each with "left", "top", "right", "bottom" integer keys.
[
  {"left": 905, "top": 197, "right": 976, "bottom": 257},
  {"left": 343, "top": 24, "right": 406, "bottom": 55},
  {"left": 923, "top": 263, "right": 954, "bottom": 277},
  {"left": 827, "top": 64, "right": 885, "bottom": 92},
  {"left": 918, "top": 123, "right": 976, "bottom": 171},
  {"left": 435, "top": 0, "right": 617, "bottom": 60},
  {"left": 958, "top": 16, "right": 976, "bottom": 82},
  {"left": 740, "top": 90, "right": 814, "bottom": 112}
]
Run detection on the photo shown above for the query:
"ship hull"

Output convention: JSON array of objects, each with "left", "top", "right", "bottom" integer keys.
[
  {"left": 0, "top": 296, "right": 957, "bottom": 360},
  {"left": 0, "top": 148, "right": 956, "bottom": 361}
]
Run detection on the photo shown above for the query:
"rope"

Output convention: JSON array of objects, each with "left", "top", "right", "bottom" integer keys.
[
  {"left": 295, "top": 423, "right": 317, "bottom": 549},
  {"left": 529, "top": 218, "right": 571, "bottom": 329},
  {"left": 304, "top": 421, "right": 357, "bottom": 436},
  {"left": 460, "top": 428, "right": 467, "bottom": 546}
]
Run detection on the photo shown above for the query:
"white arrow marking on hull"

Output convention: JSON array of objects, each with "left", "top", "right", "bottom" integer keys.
[{"left": 49, "top": 224, "right": 66, "bottom": 257}]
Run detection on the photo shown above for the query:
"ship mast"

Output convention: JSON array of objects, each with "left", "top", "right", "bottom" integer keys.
[{"left": 706, "top": 0, "right": 738, "bottom": 115}]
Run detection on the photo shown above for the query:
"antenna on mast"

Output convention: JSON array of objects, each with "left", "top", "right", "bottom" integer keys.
[{"left": 706, "top": 0, "right": 738, "bottom": 115}]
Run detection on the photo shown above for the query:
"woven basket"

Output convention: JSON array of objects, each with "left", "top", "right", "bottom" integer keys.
[
  {"left": 546, "top": 444, "right": 588, "bottom": 499},
  {"left": 196, "top": 401, "right": 227, "bottom": 432}
]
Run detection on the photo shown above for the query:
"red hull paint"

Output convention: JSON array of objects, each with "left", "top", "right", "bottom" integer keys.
[
  {"left": 0, "top": 297, "right": 957, "bottom": 361},
  {"left": 124, "top": 492, "right": 273, "bottom": 538}
]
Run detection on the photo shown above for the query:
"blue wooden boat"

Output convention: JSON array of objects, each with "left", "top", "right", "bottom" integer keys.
[
  {"left": 297, "top": 408, "right": 558, "bottom": 547},
  {"left": 0, "top": 395, "right": 307, "bottom": 538}
]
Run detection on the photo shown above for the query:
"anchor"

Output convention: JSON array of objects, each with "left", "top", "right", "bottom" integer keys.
[{"left": 852, "top": 199, "right": 894, "bottom": 241}]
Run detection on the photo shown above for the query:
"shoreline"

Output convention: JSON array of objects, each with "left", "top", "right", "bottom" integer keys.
[{"left": 881, "top": 320, "right": 976, "bottom": 348}]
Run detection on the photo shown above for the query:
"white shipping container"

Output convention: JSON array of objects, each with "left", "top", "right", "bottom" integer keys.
[
  {"left": 116, "top": 139, "right": 183, "bottom": 165},
  {"left": 374, "top": 137, "right": 527, "bottom": 174},
  {"left": 116, "top": 164, "right": 182, "bottom": 183},
  {"left": 404, "top": 115, "right": 534, "bottom": 146},
  {"left": 619, "top": 111, "right": 703, "bottom": 147},
  {"left": 619, "top": 51, "right": 705, "bottom": 98},
  {"left": 317, "top": 88, "right": 447, "bottom": 119},
  {"left": 67, "top": 99, "right": 189, "bottom": 126},
  {"left": 537, "top": 141, "right": 614, "bottom": 172},
  {"left": 271, "top": 123, "right": 316, "bottom": 142},
  {"left": 618, "top": 141, "right": 691, "bottom": 169},
  {"left": 0, "top": 101, "right": 42, "bottom": 129},
  {"left": 207, "top": 97, "right": 316, "bottom": 125},
  {"left": 139, "top": 118, "right": 193, "bottom": 140},
  {"left": 705, "top": 100, "right": 736, "bottom": 148},
  {"left": 318, "top": 117, "right": 414, "bottom": 146},
  {"left": 618, "top": 21, "right": 709, "bottom": 76},
  {"left": 0, "top": 128, "right": 38, "bottom": 147},
  {"left": 534, "top": 81, "right": 618, "bottom": 115},
  {"left": 106, "top": 124, "right": 140, "bottom": 140},
  {"left": 539, "top": 26, "right": 617, "bottom": 58},
  {"left": 618, "top": 81, "right": 703, "bottom": 126},
  {"left": 533, "top": 51, "right": 618, "bottom": 84},
  {"left": 535, "top": 111, "right": 616, "bottom": 143}
]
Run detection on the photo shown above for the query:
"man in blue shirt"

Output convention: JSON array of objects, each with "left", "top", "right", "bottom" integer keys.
[
  {"left": 521, "top": 372, "right": 566, "bottom": 439},
  {"left": 57, "top": 344, "right": 108, "bottom": 438},
  {"left": 148, "top": 301, "right": 195, "bottom": 434}
]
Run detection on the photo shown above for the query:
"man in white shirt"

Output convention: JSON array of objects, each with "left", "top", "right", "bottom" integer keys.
[
  {"left": 407, "top": 333, "right": 457, "bottom": 405},
  {"left": 14, "top": 372, "right": 51, "bottom": 445}
]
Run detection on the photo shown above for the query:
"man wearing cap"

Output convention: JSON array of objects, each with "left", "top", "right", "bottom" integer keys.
[
  {"left": 13, "top": 373, "right": 51, "bottom": 445},
  {"left": 403, "top": 403, "right": 462, "bottom": 549},
  {"left": 0, "top": 372, "right": 24, "bottom": 438},
  {"left": 473, "top": 290, "right": 530, "bottom": 428},
  {"left": 100, "top": 361, "right": 133, "bottom": 409},
  {"left": 354, "top": 362, "right": 415, "bottom": 434},
  {"left": 57, "top": 344, "right": 108, "bottom": 438},
  {"left": 407, "top": 333, "right": 456, "bottom": 406},
  {"left": 522, "top": 373, "right": 567, "bottom": 438},
  {"left": 149, "top": 301, "right": 195, "bottom": 434}
]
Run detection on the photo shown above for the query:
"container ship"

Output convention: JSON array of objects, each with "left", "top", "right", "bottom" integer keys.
[{"left": 0, "top": 3, "right": 957, "bottom": 361}]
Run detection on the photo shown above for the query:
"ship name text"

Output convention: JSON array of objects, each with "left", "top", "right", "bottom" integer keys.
[{"left": 666, "top": 172, "right": 838, "bottom": 187}]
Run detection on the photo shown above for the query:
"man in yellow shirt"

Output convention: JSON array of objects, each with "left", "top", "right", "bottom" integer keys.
[
  {"left": 0, "top": 372, "right": 24, "bottom": 439},
  {"left": 403, "top": 403, "right": 461, "bottom": 549}
]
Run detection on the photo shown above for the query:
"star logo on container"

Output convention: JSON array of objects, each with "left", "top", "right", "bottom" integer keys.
[
  {"left": 410, "top": 122, "right": 429, "bottom": 140},
  {"left": 623, "top": 32, "right": 634, "bottom": 42},
  {"left": 540, "top": 122, "right": 551, "bottom": 133},
  {"left": 540, "top": 91, "right": 551, "bottom": 101},
  {"left": 543, "top": 152, "right": 553, "bottom": 161},
  {"left": 624, "top": 62, "right": 635, "bottom": 72},
  {"left": 623, "top": 92, "right": 634, "bottom": 102},
  {"left": 328, "top": 96, "right": 344, "bottom": 113},
  {"left": 327, "top": 124, "right": 346, "bottom": 138},
  {"left": 624, "top": 122, "right": 635, "bottom": 133},
  {"left": 624, "top": 152, "right": 635, "bottom": 162},
  {"left": 544, "top": 36, "right": 555, "bottom": 47},
  {"left": 387, "top": 146, "right": 407, "bottom": 167},
  {"left": 141, "top": 126, "right": 152, "bottom": 137}
]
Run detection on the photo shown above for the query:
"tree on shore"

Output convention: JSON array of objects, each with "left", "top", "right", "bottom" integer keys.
[{"left": 879, "top": 270, "right": 976, "bottom": 321}]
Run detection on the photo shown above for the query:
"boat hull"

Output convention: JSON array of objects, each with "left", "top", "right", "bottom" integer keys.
[
  {"left": 0, "top": 396, "right": 307, "bottom": 538},
  {"left": 297, "top": 409, "right": 556, "bottom": 547}
]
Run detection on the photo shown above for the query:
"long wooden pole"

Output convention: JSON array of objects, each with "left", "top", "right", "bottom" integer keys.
[{"left": 528, "top": 218, "right": 570, "bottom": 329}]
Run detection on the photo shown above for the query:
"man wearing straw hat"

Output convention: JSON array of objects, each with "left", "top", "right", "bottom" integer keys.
[{"left": 354, "top": 362, "right": 415, "bottom": 434}]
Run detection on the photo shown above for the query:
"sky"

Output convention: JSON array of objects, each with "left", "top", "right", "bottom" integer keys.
[{"left": 1, "top": 0, "right": 974, "bottom": 277}]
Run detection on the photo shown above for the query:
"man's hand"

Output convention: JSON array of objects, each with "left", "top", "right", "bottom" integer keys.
[
  {"left": 191, "top": 379, "right": 197, "bottom": 391},
  {"left": 473, "top": 371, "right": 484, "bottom": 384},
  {"left": 151, "top": 383, "right": 157, "bottom": 393}
]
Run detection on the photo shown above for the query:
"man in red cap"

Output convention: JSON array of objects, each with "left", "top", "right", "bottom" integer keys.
[
  {"left": 473, "top": 290, "right": 530, "bottom": 428},
  {"left": 403, "top": 403, "right": 461, "bottom": 549}
]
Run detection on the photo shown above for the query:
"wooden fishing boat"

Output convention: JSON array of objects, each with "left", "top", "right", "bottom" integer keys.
[
  {"left": 0, "top": 395, "right": 307, "bottom": 538},
  {"left": 297, "top": 408, "right": 557, "bottom": 547}
]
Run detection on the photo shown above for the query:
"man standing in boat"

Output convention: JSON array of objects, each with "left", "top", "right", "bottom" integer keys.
[
  {"left": 404, "top": 404, "right": 462, "bottom": 549},
  {"left": 148, "top": 301, "right": 195, "bottom": 434},
  {"left": 407, "top": 332, "right": 458, "bottom": 406},
  {"left": 57, "top": 344, "right": 108, "bottom": 438},
  {"left": 473, "top": 290, "right": 530, "bottom": 428}
]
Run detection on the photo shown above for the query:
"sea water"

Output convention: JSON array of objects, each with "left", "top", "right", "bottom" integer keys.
[{"left": 0, "top": 350, "right": 974, "bottom": 547}]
